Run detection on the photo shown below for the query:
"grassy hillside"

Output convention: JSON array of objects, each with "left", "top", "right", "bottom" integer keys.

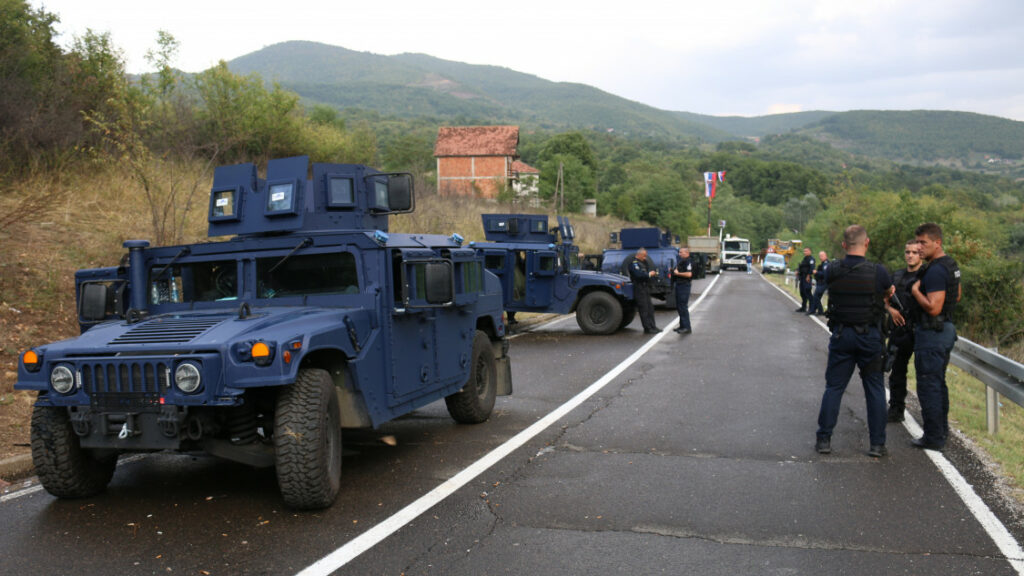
[{"left": 673, "top": 110, "right": 838, "bottom": 137}]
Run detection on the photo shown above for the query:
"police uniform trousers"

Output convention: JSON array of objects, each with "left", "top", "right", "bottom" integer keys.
[
  {"left": 816, "top": 325, "right": 887, "bottom": 446},
  {"left": 799, "top": 279, "right": 813, "bottom": 310},
  {"left": 914, "top": 322, "right": 956, "bottom": 447},
  {"left": 809, "top": 283, "right": 827, "bottom": 315},
  {"left": 674, "top": 281, "right": 691, "bottom": 331},
  {"left": 635, "top": 283, "right": 656, "bottom": 331},
  {"left": 887, "top": 330, "right": 915, "bottom": 408}
]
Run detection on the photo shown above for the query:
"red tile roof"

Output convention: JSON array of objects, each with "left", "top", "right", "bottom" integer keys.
[
  {"left": 435, "top": 125, "right": 519, "bottom": 157},
  {"left": 511, "top": 160, "right": 539, "bottom": 174}
]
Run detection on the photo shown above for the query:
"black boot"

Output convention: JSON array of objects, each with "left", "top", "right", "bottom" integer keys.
[{"left": 887, "top": 404, "right": 904, "bottom": 423}]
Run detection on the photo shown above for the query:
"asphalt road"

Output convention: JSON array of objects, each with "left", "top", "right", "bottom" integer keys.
[{"left": 1, "top": 271, "right": 1022, "bottom": 575}]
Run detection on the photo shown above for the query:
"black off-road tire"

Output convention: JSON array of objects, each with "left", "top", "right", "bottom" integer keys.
[
  {"left": 618, "top": 302, "right": 637, "bottom": 330},
  {"left": 274, "top": 368, "right": 342, "bottom": 510},
  {"left": 30, "top": 406, "right": 116, "bottom": 498},
  {"left": 576, "top": 291, "right": 624, "bottom": 335},
  {"left": 445, "top": 331, "right": 497, "bottom": 424}
]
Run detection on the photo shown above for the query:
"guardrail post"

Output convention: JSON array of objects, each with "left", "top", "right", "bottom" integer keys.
[{"left": 986, "top": 386, "right": 1000, "bottom": 435}]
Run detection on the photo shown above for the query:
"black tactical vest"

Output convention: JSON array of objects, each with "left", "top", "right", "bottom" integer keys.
[
  {"left": 892, "top": 267, "right": 921, "bottom": 316},
  {"left": 826, "top": 260, "right": 886, "bottom": 327}
]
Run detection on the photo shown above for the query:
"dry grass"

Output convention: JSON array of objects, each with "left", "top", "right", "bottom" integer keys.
[{"left": 0, "top": 162, "right": 635, "bottom": 463}]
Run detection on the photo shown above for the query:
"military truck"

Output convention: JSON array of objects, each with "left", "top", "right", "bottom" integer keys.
[
  {"left": 470, "top": 214, "right": 634, "bottom": 335},
  {"left": 686, "top": 235, "right": 722, "bottom": 277},
  {"left": 601, "top": 227, "right": 679, "bottom": 308},
  {"left": 16, "top": 156, "right": 512, "bottom": 510}
]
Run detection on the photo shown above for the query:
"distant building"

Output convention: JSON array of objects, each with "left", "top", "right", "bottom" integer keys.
[
  {"left": 511, "top": 159, "right": 540, "bottom": 205},
  {"left": 434, "top": 125, "right": 519, "bottom": 198}
]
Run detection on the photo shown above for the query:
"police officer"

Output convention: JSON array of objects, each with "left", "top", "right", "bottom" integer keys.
[
  {"left": 628, "top": 247, "right": 659, "bottom": 334},
  {"left": 884, "top": 240, "right": 924, "bottom": 423},
  {"left": 672, "top": 247, "right": 693, "bottom": 334},
  {"left": 795, "top": 248, "right": 815, "bottom": 312},
  {"left": 808, "top": 250, "right": 829, "bottom": 315},
  {"left": 815, "top": 225, "right": 893, "bottom": 458},
  {"left": 909, "top": 222, "right": 961, "bottom": 451}
]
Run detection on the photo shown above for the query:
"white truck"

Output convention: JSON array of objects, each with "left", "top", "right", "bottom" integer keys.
[{"left": 721, "top": 235, "right": 751, "bottom": 271}]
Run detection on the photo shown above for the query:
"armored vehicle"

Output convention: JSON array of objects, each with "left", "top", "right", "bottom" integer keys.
[
  {"left": 601, "top": 227, "right": 680, "bottom": 308},
  {"left": 16, "top": 156, "right": 511, "bottom": 509},
  {"left": 470, "top": 214, "right": 634, "bottom": 335}
]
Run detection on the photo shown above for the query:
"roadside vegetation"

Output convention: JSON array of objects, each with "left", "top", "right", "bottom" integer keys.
[{"left": 1, "top": 0, "right": 1022, "bottom": 486}]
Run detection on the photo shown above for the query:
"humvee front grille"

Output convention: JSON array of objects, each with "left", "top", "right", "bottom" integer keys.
[
  {"left": 109, "top": 317, "right": 223, "bottom": 345},
  {"left": 81, "top": 360, "right": 170, "bottom": 395}
]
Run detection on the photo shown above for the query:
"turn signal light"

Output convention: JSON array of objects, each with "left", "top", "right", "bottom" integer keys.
[{"left": 22, "top": 350, "right": 41, "bottom": 372}]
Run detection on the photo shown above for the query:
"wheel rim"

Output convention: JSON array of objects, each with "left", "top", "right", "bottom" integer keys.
[{"left": 588, "top": 304, "right": 608, "bottom": 324}]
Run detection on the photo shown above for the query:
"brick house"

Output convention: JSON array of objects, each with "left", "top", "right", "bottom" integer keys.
[
  {"left": 511, "top": 159, "right": 541, "bottom": 205},
  {"left": 434, "top": 126, "right": 521, "bottom": 198}
]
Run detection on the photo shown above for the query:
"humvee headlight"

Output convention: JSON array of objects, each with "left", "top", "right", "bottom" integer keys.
[
  {"left": 50, "top": 365, "right": 75, "bottom": 394},
  {"left": 174, "top": 362, "right": 202, "bottom": 394}
]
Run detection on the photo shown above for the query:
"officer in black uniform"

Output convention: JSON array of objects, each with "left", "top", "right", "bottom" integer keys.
[
  {"left": 884, "top": 239, "right": 924, "bottom": 423},
  {"left": 909, "top": 222, "right": 961, "bottom": 451},
  {"left": 808, "top": 250, "right": 829, "bottom": 315},
  {"left": 628, "top": 247, "right": 659, "bottom": 334},
  {"left": 672, "top": 247, "right": 693, "bottom": 334},
  {"left": 796, "top": 248, "right": 815, "bottom": 312},
  {"left": 815, "top": 225, "right": 893, "bottom": 458}
]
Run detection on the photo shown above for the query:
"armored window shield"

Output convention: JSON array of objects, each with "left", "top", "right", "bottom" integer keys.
[
  {"left": 484, "top": 254, "right": 506, "bottom": 271},
  {"left": 531, "top": 220, "right": 547, "bottom": 234},
  {"left": 265, "top": 180, "right": 298, "bottom": 216},
  {"left": 424, "top": 262, "right": 453, "bottom": 304},
  {"left": 327, "top": 176, "right": 355, "bottom": 207},
  {"left": 534, "top": 253, "right": 558, "bottom": 277},
  {"left": 256, "top": 252, "right": 359, "bottom": 298},
  {"left": 209, "top": 186, "right": 241, "bottom": 221}
]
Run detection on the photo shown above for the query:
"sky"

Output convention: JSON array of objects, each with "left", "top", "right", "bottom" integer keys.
[{"left": 31, "top": 0, "right": 1024, "bottom": 121}]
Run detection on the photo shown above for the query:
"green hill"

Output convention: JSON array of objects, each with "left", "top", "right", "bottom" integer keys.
[{"left": 227, "top": 41, "right": 1024, "bottom": 172}]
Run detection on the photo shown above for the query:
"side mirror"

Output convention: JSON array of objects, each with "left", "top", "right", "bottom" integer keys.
[
  {"left": 424, "top": 262, "right": 453, "bottom": 304},
  {"left": 80, "top": 283, "right": 110, "bottom": 321},
  {"left": 387, "top": 173, "right": 414, "bottom": 213}
]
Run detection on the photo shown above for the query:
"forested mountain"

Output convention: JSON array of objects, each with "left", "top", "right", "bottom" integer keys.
[
  {"left": 228, "top": 41, "right": 1024, "bottom": 173},
  {"left": 228, "top": 41, "right": 732, "bottom": 143}
]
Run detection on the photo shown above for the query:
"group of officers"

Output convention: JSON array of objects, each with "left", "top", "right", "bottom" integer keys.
[{"left": 812, "top": 222, "right": 961, "bottom": 458}]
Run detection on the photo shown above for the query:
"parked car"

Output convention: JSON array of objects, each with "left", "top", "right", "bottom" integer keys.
[{"left": 762, "top": 253, "right": 787, "bottom": 274}]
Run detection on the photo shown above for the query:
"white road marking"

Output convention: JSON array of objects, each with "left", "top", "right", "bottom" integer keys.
[
  {"left": 762, "top": 271, "right": 1024, "bottom": 572},
  {"left": 296, "top": 277, "right": 720, "bottom": 575}
]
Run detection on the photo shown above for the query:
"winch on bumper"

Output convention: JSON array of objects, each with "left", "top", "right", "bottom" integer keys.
[{"left": 42, "top": 353, "right": 232, "bottom": 450}]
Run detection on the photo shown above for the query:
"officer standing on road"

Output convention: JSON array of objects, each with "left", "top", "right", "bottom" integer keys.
[
  {"left": 796, "top": 248, "right": 815, "bottom": 312},
  {"left": 815, "top": 225, "right": 894, "bottom": 458},
  {"left": 909, "top": 222, "right": 961, "bottom": 451},
  {"left": 808, "top": 250, "right": 829, "bottom": 315},
  {"left": 884, "top": 240, "right": 924, "bottom": 423},
  {"left": 628, "top": 247, "right": 660, "bottom": 334},
  {"left": 672, "top": 247, "right": 693, "bottom": 334}
]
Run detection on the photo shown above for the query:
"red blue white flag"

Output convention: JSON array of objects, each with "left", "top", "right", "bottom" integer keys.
[
  {"left": 704, "top": 172, "right": 716, "bottom": 198},
  {"left": 717, "top": 171, "right": 726, "bottom": 182}
]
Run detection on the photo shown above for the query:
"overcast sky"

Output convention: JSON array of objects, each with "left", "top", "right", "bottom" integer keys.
[{"left": 33, "top": 0, "right": 1024, "bottom": 121}]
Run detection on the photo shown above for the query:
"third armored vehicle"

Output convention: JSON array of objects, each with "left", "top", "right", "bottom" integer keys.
[{"left": 471, "top": 214, "right": 634, "bottom": 335}]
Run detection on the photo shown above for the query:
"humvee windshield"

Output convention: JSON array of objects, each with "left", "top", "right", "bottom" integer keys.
[
  {"left": 149, "top": 260, "right": 237, "bottom": 304},
  {"left": 257, "top": 252, "right": 359, "bottom": 298}
]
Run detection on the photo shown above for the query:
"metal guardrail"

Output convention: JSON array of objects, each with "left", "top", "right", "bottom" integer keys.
[{"left": 950, "top": 336, "right": 1024, "bottom": 434}]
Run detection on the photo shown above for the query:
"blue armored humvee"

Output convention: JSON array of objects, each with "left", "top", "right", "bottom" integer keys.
[
  {"left": 601, "top": 227, "right": 680, "bottom": 308},
  {"left": 16, "top": 156, "right": 512, "bottom": 509},
  {"left": 470, "top": 214, "right": 634, "bottom": 335}
]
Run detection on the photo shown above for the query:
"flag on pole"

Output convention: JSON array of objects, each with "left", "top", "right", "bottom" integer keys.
[
  {"left": 704, "top": 172, "right": 716, "bottom": 198},
  {"left": 717, "top": 171, "right": 726, "bottom": 182}
]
